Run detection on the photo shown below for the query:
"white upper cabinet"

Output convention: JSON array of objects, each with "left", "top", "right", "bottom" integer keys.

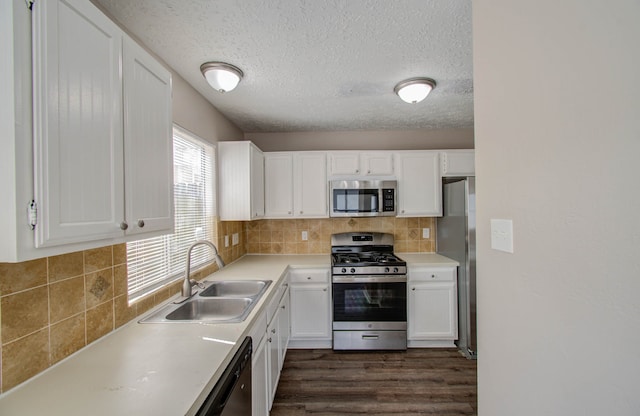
[
  {"left": 441, "top": 150, "right": 475, "bottom": 177},
  {"left": 264, "top": 152, "right": 327, "bottom": 218},
  {"left": 33, "top": 0, "right": 125, "bottom": 247},
  {"left": 394, "top": 151, "right": 442, "bottom": 217},
  {"left": 360, "top": 152, "right": 394, "bottom": 176},
  {"left": 327, "top": 151, "right": 394, "bottom": 177},
  {"left": 122, "top": 36, "right": 174, "bottom": 236},
  {"left": 293, "top": 152, "right": 328, "bottom": 217},
  {"left": 219, "top": 141, "right": 265, "bottom": 221},
  {"left": 32, "top": 0, "right": 173, "bottom": 248},
  {"left": 264, "top": 153, "right": 294, "bottom": 217}
]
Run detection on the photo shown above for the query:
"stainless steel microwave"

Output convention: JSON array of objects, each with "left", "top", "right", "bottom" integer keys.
[{"left": 329, "top": 180, "right": 397, "bottom": 217}]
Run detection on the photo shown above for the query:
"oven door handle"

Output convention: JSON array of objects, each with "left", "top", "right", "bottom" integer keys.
[{"left": 332, "top": 276, "right": 407, "bottom": 283}]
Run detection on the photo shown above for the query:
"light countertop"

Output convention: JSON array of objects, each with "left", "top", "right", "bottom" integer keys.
[{"left": 0, "top": 253, "right": 455, "bottom": 415}]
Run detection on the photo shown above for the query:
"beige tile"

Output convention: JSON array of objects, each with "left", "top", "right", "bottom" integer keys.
[
  {"left": 0, "top": 259, "right": 47, "bottom": 295},
  {"left": 48, "top": 251, "right": 84, "bottom": 283},
  {"left": 271, "top": 243, "right": 283, "bottom": 254},
  {"left": 84, "top": 246, "right": 113, "bottom": 273},
  {"left": 271, "top": 230, "right": 284, "bottom": 243},
  {"left": 114, "top": 295, "right": 137, "bottom": 328},
  {"left": 86, "top": 301, "right": 114, "bottom": 344},
  {"left": 113, "top": 244, "right": 127, "bottom": 266},
  {"left": 1, "top": 286, "right": 49, "bottom": 344},
  {"left": 2, "top": 328, "right": 49, "bottom": 391},
  {"left": 50, "top": 314, "right": 86, "bottom": 364},
  {"left": 113, "top": 264, "right": 128, "bottom": 298},
  {"left": 85, "top": 269, "right": 114, "bottom": 310},
  {"left": 50, "top": 276, "right": 85, "bottom": 324}
]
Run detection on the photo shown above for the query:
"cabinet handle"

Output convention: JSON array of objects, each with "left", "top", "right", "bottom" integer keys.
[
  {"left": 323, "top": 288, "right": 327, "bottom": 292},
  {"left": 300, "top": 211, "right": 303, "bottom": 214},
  {"left": 120, "top": 221, "right": 128, "bottom": 230},
  {"left": 268, "top": 337, "right": 272, "bottom": 343},
  {"left": 288, "top": 211, "right": 292, "bottom": 214},
  {"left": 307, "top": 276, "right": 312, "bottom": 280},
  {"left": 281, "top": 305, "right": 286, "bottom": 310},
  {"left": 431, "top": 274, "right": 436, "bottom": 278},
  {"left": 355, "top": 169, "right": 359, "bottom": 173},
  {"left": 271, "top": 328, "right": 276, "bottom": 334},
  {"left": 412, "top": 287, "right": 416, "bottom": 291},
  {"left": 367, "top": 170, "right": 371, "bottom": 174},
  {"left": 137, "top": 219, "right": 145, "bottom": 228}
]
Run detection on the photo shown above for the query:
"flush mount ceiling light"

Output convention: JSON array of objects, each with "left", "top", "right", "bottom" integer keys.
[
  {"left": 200, "top": 62, "right": 244, "bottom": 93},
  {"left": 394, "top": 77, "right": 436, "bottom": 104}
]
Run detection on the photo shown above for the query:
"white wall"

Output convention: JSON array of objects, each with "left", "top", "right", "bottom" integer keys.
[
  {"left": 473, "top": 1, "right": 640, "bottom": 415},
  {"left": 245, "top": 128, "right": 473, "bottom": 151}
]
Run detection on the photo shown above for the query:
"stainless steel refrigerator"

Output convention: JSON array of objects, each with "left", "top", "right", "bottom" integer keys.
[{"left": 437, "top": 177, "right": 477, "bottom": 359}]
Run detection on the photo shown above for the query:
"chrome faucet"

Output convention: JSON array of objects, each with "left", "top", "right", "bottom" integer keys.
[{"left": 182, "top": 240, "right": 226, "bottom": 297}]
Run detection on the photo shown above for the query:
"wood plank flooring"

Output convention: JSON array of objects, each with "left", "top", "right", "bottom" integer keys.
[{"left": 270, "top": 348, "right": 477, "bottom": 415}]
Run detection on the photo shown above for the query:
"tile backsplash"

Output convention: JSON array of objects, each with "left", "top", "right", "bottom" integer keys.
[
  {"left": 244, "top": 217, "right": 435, "bottom": 254},
  {"left": 0, "top": 216, "right": 432, "bottom": 393}
]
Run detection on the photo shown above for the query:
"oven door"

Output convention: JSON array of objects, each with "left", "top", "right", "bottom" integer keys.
[{"left": 332, "top": 277, "right": 406, "bottom": 324}]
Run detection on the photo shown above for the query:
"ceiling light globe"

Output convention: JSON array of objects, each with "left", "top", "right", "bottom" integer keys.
[
  {"left": 200, "top": 62, "right": 244, "bottom": 93},
  {"left": 394, "top": 78, "right": 436, "bottom": 104}
]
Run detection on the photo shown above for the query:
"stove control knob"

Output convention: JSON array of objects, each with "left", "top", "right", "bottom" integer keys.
[
  {"left": 350, "top": 268, "right": 356, "bottom": 274},
  {"left": 384, "top": 267, "right": 390, "bottom": 273},
  {"left": 393, "top": 267, "right": 399, "bottom": 273},
  {"left": 341, "top": 268, "right": 347, "bottom": 274}
]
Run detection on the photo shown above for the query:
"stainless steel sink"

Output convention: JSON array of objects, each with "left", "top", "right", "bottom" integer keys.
[
  {"left": 200, "top": 280, "right": 271, "bottom": 298},
  {"left": 165, "top": 298, "right": 253, "bottom": 322},
  {"left": 139, "top": 279, "right": 272, "bottom": 324}
]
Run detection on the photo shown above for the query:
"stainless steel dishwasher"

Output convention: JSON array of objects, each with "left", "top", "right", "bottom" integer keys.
[{"left": 196, "top": 337, "right": 252, "bottom": 416}]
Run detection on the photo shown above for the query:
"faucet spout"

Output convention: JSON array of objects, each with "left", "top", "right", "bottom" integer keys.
[{"left": 182, "top": 240, "right": 225, "bottom": 297}]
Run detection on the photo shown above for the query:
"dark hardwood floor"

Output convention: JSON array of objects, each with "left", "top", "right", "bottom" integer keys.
[{"left": 270, "top": 348, "right": 477, "bottom": 415}]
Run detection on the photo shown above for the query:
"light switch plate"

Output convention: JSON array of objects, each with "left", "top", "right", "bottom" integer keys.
[
  {"left": 491, "top": 219, "right": 514, "bottom": 253},
  {"left": 422, "top": 228, "right": 430, "bottom": 239},
  {"left": 232, "top": 233, "right": 239, "bottom": 246},
  {"left": 224, "top": 235, "right": 229, "bottom": 247},
  {"left": 301, "top": 231, "right": 308, "bottom": 241}
]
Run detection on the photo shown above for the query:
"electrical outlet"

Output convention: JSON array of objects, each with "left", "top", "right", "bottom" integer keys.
[
  {"left": 232, "top": 233, "right": 239, "bottom": 246},
  {"left": 422, "top": 228, "right": 430, "bottom": 239},
  {"left": 301, "top": 231, "right": 308, "bottom": 241},
  {"left": 224, "top": 235, "right": 229, "bottom": 247}
]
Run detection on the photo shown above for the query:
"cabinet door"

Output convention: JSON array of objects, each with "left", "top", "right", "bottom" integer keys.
[
  {"left": 277, "top": 290, "right": 290, "bottom": 369},
  {"left": 361, "top": 152, "right": 394, "bottom": 176},
  {"left": 328, "top": 152, "right": 360, "bottom": 175},
  {"left": 294, "top": 152, "right": 328, "bottom": 217},
  {"left": 33, "top": 0, "right": 125, "bottom": 247},
  {"left": 290, "top": 283, "right": 332, "bottom": 339},
  {"left": 441, "top": 150, "right": 475, "bottom": 177},
  {"left": 250, "top": 144, "right": 265, "bottom": 219},
  {"left": 252, "top": 333, "right": 269, "bottom": 416},
  {"left": 266, "top": 315, "right": 279, "bottom": 409},
  {"left": 408, "top": 281, "right": 457, "bottom": 340},
  {"left": 123, "top": 37, "right": 173, "bottom": 236},
  {"left": 395, "top": 151, "right": 442, "bottom": 217},
  {"left": 264, "top": 153, "right": 294, "bottom": 218}
]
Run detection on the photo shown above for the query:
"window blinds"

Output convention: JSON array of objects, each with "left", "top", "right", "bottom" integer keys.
[{"left": 126, "top": 127, "right": 215, "bottom": 303}]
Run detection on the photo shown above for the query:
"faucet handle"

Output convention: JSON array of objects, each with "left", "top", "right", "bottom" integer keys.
[{"left": 195, "top": 281, "right": 206, "bottom": 289}]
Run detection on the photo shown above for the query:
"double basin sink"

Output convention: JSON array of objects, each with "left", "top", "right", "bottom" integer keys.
[{"left": 139, "top": 280, "right": 272, "bottom": 324}]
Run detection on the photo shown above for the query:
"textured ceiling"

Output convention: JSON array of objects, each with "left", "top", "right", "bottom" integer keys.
[{"left": 93, "top": 0, "right": 473, "bottom": 133}]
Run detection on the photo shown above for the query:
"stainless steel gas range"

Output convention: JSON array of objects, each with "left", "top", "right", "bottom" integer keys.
[{"left": 331, "top": 232, "right": 407, "bottom": 351}]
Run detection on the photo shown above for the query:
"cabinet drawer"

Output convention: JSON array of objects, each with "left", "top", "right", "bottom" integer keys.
[
  {"left": 409, "top": 267, "right": 456, "bottom": 282},
  {"left": 288, "top": 269, "right": 330, "bottom": 283}
]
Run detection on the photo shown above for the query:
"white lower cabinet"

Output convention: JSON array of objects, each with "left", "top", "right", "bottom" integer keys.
[
  {"left": 251, "top": 325, "right": 269, "bottom": 416},
  {"left": 288, "top": 269, "right": 332, "bottom": 348},
  {"left": 251, "top": 279, "right": 290, "bottom": 415},
  {"left": 407, "top": 267, "right": 458, "bottom": 347}
]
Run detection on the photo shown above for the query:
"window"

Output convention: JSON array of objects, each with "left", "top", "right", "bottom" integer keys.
[{"left": 126, "top": 126, "right": 215, "bottom": 303}]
